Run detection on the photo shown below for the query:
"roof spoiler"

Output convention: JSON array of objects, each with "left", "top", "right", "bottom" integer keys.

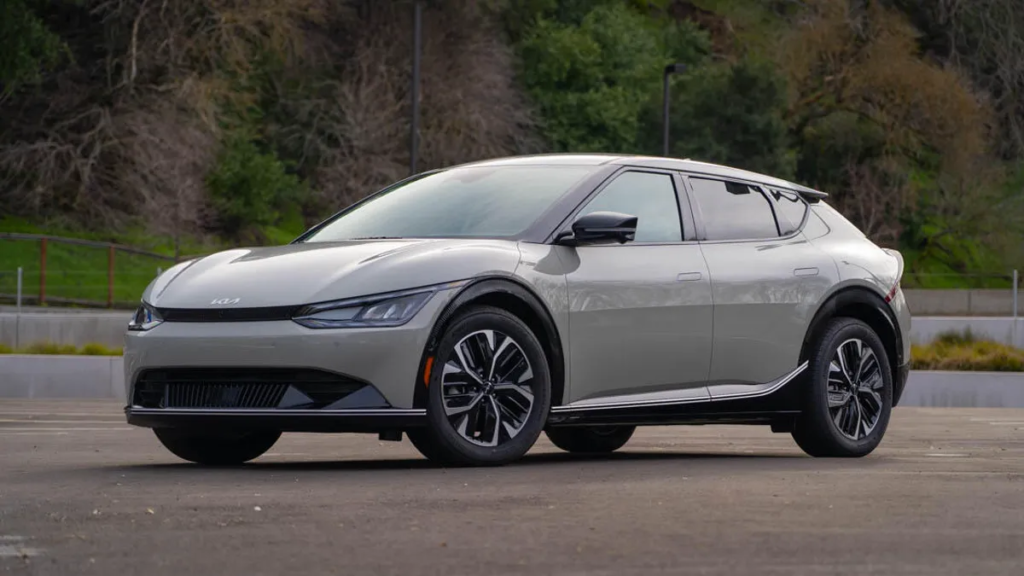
[{"left": 788, "top": 183, "right": 828, "bottom": 203}]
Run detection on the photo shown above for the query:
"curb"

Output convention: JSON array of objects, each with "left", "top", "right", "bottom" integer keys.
[{"left": 0, "top": 355, "right": 125, "bottom": 402}]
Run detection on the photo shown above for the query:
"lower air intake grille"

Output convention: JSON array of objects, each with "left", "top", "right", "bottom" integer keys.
[
  {"left": 133, "top": 368, "right": 366, "bottom": 410},
  {"left": 166, "top": 383, "right": 287, "bottom": 409}
]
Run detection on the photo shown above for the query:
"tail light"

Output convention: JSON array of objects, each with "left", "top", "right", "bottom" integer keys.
[{"left": 881, "top": 248, "right": 904, "bottom": 303}]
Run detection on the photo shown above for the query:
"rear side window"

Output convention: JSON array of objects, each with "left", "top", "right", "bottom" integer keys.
[
  {"left": 802, "top": 208, "right": 830, "bottom": 240},
  {"left": 768, "top": 189, "right": 808, "bottom": 236},
  {"left": 688, "top": 177, "right": 780, "bottom": 241}
]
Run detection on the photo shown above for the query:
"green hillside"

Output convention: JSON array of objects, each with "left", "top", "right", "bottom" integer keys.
[{"left": 1, "top": 0, "right": 1021, "bottom": 298}]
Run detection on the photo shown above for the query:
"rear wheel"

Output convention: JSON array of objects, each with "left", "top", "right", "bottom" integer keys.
[
  {"left": 409, "top": 305, "right": 551, "bottom": 466},
  {"left": 545, "top": 426, "right": 635, "bottom": 454},
  {"left": 154, "top": 428, "right": 280, "bottom": 465},
  {"left": 792, "top": 317, "right": 893, "bottom": 457}
]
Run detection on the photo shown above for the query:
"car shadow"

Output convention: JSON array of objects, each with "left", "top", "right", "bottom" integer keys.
[{"left": 100, "top": 449, "right": 814, "bottom": 475}]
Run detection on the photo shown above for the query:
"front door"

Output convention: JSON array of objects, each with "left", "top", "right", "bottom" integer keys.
[{"left": 559, "top": 170, "right": 713, "bottom": 406}]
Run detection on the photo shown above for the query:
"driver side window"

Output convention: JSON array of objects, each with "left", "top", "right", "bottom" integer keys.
[{"left": 578, "top": 171, "right": 682, "bottom": 243}]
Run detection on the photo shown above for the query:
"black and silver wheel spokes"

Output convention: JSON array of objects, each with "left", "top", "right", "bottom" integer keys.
[
  {"left": 827, "top": 338, "right": 884, "bottom": 441},
  {"left": 441, "top": 330, "right": 535, "bottom": 447}
]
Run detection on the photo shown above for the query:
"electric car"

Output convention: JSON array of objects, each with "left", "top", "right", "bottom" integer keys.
[{"left": 124, "top": 154, "right": 910, "bottom": 466}]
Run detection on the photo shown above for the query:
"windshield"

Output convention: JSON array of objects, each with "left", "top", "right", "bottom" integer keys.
[{"left": 301, "top": 165, "right": 597, "bottom": 242}]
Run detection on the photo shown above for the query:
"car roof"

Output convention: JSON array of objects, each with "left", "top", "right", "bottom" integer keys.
[{"left": 454, "top": 154, "right": 827, "bottom": 198}]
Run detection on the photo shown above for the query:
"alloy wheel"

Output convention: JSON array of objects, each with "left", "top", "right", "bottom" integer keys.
[
  {"left": 441, "top": 329, "right": 536, "bottom": 447},
  {"left": 827, "top": 338, "right": 885, "bottom": 441}
]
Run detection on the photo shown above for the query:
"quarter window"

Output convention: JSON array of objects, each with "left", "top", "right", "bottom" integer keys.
[
  {"left": 578, "top": 172, "right": 682, "bottom": 243},
  {"left": 768, "top": 189, "right": 808, "bottom": 236},
  {"left": 688, "top": 178, "right": 780, "bottom": 241}
]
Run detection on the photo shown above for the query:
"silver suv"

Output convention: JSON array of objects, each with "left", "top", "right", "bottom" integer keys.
[{"left": 124, "top": 154, "right": 911, "bottom": 466}]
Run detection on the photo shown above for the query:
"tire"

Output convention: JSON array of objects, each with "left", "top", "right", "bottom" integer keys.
[
  {"left": 792, "top": 317, "right": 893, "bottom": 457},
  {"left": 154, "top": 428, "right": 280, "bottom": 465},
  {"left": 545, "top": 426, "right": 635, "bottom": 454},
  {"left": 411, "top": 305, "right": 552, "bottom": 466},
  {"left": 406, "top": 427, "right": 446, "bottom": 462}
]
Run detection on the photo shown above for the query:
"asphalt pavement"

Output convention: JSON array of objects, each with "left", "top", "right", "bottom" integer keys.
[{"left": 1, "top": 400, "right": 1022, "bottom": 575}]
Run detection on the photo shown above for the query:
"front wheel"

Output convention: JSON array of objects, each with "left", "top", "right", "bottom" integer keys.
[
  {"left": 154, "top": 428, "right": 280, "bottom": 465},
  {"left": 409, "top": 305, "right": 552, "bottom": 466},
  {"left": 792, "top": 317, "right": 893, "bottom": 457},
  {"left": 546, "top": 426, "right": 635, "bottom": 454}
]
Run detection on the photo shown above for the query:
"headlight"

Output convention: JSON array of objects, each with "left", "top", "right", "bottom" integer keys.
[
  {"left": 128, "top": 303, "right": 163, "bottom": 331},
  {"left": 292, "top": 281, "right": 466, "bottom": 329}
]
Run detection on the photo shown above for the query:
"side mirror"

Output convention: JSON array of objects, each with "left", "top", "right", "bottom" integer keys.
[{"left": 558, "top": 211, "right": 638, "bottom": 246}]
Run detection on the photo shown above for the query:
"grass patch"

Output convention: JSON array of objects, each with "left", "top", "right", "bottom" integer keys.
[
  {"left": 0, "top": 341, "right": 123, "bottom": 356},
  {"left": 0, "top": 216, "right": 306, "bottom": 307},
  {"left": 911, "top": 329, "right": 1024, "bottom": 371},
  {"left": 0, "top": 239, "right": 170, "bottom": 306}
]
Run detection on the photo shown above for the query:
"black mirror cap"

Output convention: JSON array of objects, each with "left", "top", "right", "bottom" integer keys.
[{"left": 569, "top": 211, "right": 638, "bottom": 245}]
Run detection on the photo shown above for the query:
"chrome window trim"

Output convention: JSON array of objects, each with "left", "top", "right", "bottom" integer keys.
[{"left": 681, "top": 173, "right": 810, "bottom": 244}]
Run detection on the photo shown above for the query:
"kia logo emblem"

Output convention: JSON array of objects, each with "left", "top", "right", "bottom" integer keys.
[{"left": 210, "top": 297, "right": 241, "bottom": 306}]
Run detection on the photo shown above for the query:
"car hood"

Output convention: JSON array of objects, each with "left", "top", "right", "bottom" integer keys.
[{"left": 145, "top": 239, "right": 522, "bottom": 308}]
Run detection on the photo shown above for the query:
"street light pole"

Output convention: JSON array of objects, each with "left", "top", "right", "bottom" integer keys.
[
  {"left": 662, "top": 63, "right": 686, "bottom": 157},
  {"left": 409, "top": 1, "right": 423, "bottom": 176}
]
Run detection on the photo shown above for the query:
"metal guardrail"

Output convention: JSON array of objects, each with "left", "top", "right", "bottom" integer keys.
[
  {"left": 1, "top": 231, "right": 1020, "bottom": 314},
  {"left": 0, "top": 233, "right": 210, "bottom": 309},
  {"left": 0, "top": 233, "right": 177, "bottom": 259}
]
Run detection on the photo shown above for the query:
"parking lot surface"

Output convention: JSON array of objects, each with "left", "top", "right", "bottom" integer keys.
[{"left": 1, "top": 400, "right": 1022, "bottom": 575}]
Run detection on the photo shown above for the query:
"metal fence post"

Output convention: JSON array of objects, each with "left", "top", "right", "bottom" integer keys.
[
  {"left": 409, "top": 0, "right": 422, "bottom": 176},
  {"left": 107, "top": 244, "right": 115, "bottom": 308},
  {"left": 1013, "top": 269, "right": 1019, "bottom": 319},
  {"left": 39, "top": 237, "right": 47, "bottom": 306},
  {"left": 15, "top": 267, "right": 22, "bottom": 349}
]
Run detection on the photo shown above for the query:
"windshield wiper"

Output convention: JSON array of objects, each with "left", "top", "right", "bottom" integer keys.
[{"left": 349, "top": 236, "right": 405, "bottom": 240}]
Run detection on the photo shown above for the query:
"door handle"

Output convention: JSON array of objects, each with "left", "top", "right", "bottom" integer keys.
[
  {"left": 676, "top": 272, "right": 703, "bottom": 282},
  {"left": 794, "top": 267, "right": 819, "bottom": 277}
]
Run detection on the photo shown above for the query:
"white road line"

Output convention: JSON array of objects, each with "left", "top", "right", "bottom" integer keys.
[
  {"left": 0, "top": 545, "right": 42, "bottom": 558},
  {"left": 969, "top": 417, "right": 1024, "bottom": 422},
  {"left": 0, "top": 427, "right": 132, "bottom": 432},
  {"left": 0, "top": 409, "right": 121, "bottom": 414},
  {"left": 0, "top": 537, "right": 24, "bottom": 542},
  {"left": 985, "top": 422, "right": 1024, "bottom": 426},
  {"left": 0, "top": 419, "right": 125, "bottom": 424},
  {"left": 923, "top": 453, "right": 971, "bottom": 458}
]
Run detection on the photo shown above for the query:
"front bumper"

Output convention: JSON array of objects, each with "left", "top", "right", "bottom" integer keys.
[
  {"left": 125, "top": 406, "right": 426, "bottom": 432},
  {"left": 123, "top": 289, "right": 455, "bottom": 420}
]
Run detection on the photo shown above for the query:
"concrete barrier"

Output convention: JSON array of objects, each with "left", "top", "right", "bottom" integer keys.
[
  {"left": 901, "top": 370, "right": 1024, "bottom": 408},
  {"left": 0, "top": 355, "right": 125, "bottom": 401},
  {"left": 910, "top": 317, "right": 1024, "bottom": 348},
  {"left": 0, "top": 311, "right": 128, "bottom": 349},
  {"left": 0, "top": 354, "right": 1020, "bottom": 408},
  {"left": 2, "top": 311, "right": 1023, "bottom": 350},
  {"left": 903, "top": 289, "right": 1019, "bottom": 316},
  {"left": 9, "top": 313, "right": 1023, "bottom": 348}
]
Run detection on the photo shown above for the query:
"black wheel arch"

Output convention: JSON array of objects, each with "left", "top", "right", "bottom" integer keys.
[
  {"left": 415, "top": 277, "right": 566, "bottom": 409},
  {"left": 800, "top": 286, "right": 905, "bottom": 402}
]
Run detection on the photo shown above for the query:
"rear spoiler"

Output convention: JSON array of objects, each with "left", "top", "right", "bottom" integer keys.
[{"left": 787, "top": 183, "right": 828, "bottom": 202}]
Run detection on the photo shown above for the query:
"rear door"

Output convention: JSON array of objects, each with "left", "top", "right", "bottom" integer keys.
[
  {"left": 683, "top": 176, "right": 836, "bottom": 391},
  {"left": 561, "top": 169, "right": 713, "bottom": 405}
]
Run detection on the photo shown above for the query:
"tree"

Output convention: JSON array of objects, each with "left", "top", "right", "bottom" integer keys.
[
  {"left": 0, "top": 0, "right": 62, "bottom": 97},
  {"left": 515, "top": 2, "right": 709, "bottom": 153},
  {"left": 659, "top": 57, "right": 795, "bottom": 177}
]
